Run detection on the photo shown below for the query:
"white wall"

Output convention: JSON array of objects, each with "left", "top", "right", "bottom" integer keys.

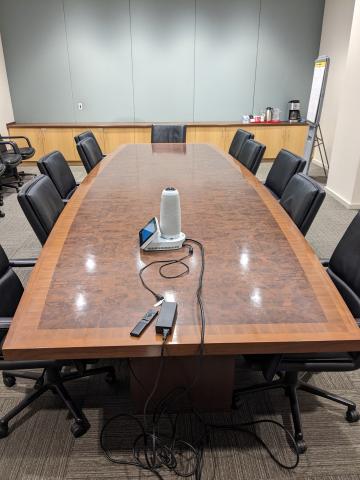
[
  {"left": 326, "top": 0, "right": 360, "bottom": 208},
  {"left": 0, "top": 0, "right": 324, "bottom": 123},
  {"left": 0, "top": 33, "right": 13, "bottom": 134},
  {"left": 318, "top": 0, "right": 355, "bottom": 159}
]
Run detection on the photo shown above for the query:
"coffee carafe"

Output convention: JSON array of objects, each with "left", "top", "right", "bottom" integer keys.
[
  {"left": 265, "top": 107, "right": 273, "bottom": 122},
  {"left": 288, "top": 100, "right": 301, "bottom": 123}
]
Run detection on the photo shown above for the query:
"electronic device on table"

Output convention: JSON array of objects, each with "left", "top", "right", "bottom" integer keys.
[{"left": 139, "top": 187, "right": 185, "bottom": 251}]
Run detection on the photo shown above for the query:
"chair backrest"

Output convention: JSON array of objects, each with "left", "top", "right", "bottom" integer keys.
[
  {"left": 0, "top": 245, "right": 23, "bottom": 318},
  {"left": 74, "top": 130, "right": 103, "bottom": 154},
  {"left": 327, "top": 212, "right": 360, "bottom": 319},
  {"left": 235, "top": 139, "right": 266, "bottom": 175},
  {"left": 18, "top": 175, "right": 64, "bottom": 246},
  {"left": 264, "top": 149, "right": 306, "bottom": 200},
  {"left": 228, "top": 129, "right": 254, "bottom": 158},
  {"left": 279, "top": 173, "right": 325, "bottom": 236},
  {"left": 37, "top": 151, "right": 77, "bottom": 200},
  {"left": 151, "top": 125, "right": 187, "bottom": 143},
  {"left": 76, "top": 137, "right": 103, "bottom": 173}
]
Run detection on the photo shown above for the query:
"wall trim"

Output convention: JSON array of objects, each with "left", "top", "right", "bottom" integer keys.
[{"left": 325, "top": 185, "right": 360, "bottom": 210}]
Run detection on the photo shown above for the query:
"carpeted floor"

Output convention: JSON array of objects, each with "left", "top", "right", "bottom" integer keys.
[{"left": 0, "top": 162, "right": 359, "bottom": 480}]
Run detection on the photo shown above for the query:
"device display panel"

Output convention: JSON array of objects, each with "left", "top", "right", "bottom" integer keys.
[{"left": 139, "top": 217, "right": 157, "bottom": 247}]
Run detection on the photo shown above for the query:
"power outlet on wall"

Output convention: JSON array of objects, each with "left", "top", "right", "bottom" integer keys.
[{"left": 77, "top": 102, "right": 83, "bottom": 111}]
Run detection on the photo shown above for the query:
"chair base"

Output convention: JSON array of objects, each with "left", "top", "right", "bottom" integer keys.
[
  {"left": 18, "top": 170, "right": 36, "bottom": 180},
  {"left": 232, "top": 371, "right": 359, "bottom": 454},
  {"left": 1, "top": 168, "right": 23, "bottom": 192},
  {"left": 0, "top": 364, "right": 115, "bottom": 438}
]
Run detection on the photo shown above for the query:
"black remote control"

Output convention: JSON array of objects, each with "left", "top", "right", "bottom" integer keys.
[{"left": 130, "top": 309, "right": 159, "bottom": 337}]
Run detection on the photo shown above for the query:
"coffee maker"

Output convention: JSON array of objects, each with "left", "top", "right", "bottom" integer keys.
[{"left": 288, "top": 100, "right": 301, "bottom": 123}]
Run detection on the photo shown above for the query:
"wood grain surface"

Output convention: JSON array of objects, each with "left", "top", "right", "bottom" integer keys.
[{"left": 4, "top": 144, "right": 360, "bottom": 360}]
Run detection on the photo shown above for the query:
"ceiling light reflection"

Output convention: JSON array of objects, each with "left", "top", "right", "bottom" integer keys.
[
  {"left": 85, "top": 257, "right": 96, "bottom": 272},
  {"left": 250, "top": 288, "right": 262, "bottom": 307},
  {"left": 75, "top": 293, "right": 87, "bottom": 311},
  {"left": 240, "top": 252, "right": 249, "bottom": 270}
]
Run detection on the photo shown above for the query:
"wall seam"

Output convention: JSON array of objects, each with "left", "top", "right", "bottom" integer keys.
[
  {"left": 61, "top": 0, "right": 76, "bottom": 122},
  {"left": 192, "top": 0, "right": 197, "bottom": 122},
  {"left": 251, "top": 0, "right": 262, "bottom": 115},
  {"left": 128, "top": 0, "right": 136, "bottom": 124}
]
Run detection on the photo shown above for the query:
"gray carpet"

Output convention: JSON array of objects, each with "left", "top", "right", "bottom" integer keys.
[{"left": 0, "top": 163, "right": 359, "bottom": 480}]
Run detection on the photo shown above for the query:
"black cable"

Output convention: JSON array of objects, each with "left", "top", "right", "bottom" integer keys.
[
  {"left": 101, "top": 238, "right": 300, "bottom": 477},
  {"left": 201, "top": 416, "right": 300, "bottom": 470},
  {"left": 138, "top": 243, "right": 193, "bottom": 303}
]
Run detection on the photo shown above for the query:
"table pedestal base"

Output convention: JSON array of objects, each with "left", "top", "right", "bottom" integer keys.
[{"left": 130, "top": 355, "right": 235, "bottom": 412}]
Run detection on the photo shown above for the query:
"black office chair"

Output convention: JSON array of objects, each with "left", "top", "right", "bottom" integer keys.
[
  {"left": 74, "top": 130, "right": 105, "bottom": 158},
  {"left": 0, "top": 133, "right": 35, "bottom": 161},
  {"left": 76, "top": 137, "right": 103, "bottom": 173},
  {"left": 0, "top": 133, "right": 35, "bottom": 180},
  {"left": 235, "top": 139, "right": 266, "bottom": 175},
  {"left": 151, "top": 124, "right": 187, "bottom": 143},
  {"left": 37, "top": 151, "right": 78, "bottom": 203},
  {"left": 233, "top": 212, "right": 360, "bottom": 453},
  {"left": 279, "top": 173, "right": 325, "bottom": 236},
  {"left": 0, "top": 244, "right": 115, "bottom": 438},
  {"left": 264, "top": 149, "right": 306, "bottom": 200},
  {"left": 228, "top": 128, "right": 254, "bottom": 158},
  {"left": 18, "top": 175, "right": 64, "bottom": 245},
  {"left": 0, "top": 164, "right": 5, "bottom": 218},
  {"left": 0, "top": 141, "right": 23, "bottom": 191}
]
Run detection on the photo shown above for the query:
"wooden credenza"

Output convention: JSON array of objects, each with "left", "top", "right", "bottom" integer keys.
[{"left": 6, "top": 121, "right": 308, "bottom": 163}]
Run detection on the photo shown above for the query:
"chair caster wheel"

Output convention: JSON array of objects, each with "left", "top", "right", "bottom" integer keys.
[
  {"left": 346, "top": 408, "right": 360, "bottom": 423},
  {"left": 105, "top": 371, "right": 116, "bottom": 384},
  {"left": 295, "top": 439, "right": 307, "bottom": 454},
  {"left": 0, "top": 212, "right": 5, "bottom": 218},
  {"left": 0, "top": 421, "right": 9, "bottom": 439},
  {"left": 3, "top": 373, "right": 16, "bottom": 388},
  {"left": 71, "top": 420, "right": 90, "bottom": 438}
]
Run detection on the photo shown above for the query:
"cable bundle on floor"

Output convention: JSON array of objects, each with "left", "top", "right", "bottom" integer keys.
[{"left": 100, "top": 239, "right": 300, "bottom": 478}]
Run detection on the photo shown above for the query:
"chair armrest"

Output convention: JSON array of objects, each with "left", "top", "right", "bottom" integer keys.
[
  {"left": 9, "top": 258, "right": 37, "bottom": 268},
  {"left": 320, "top": 259, "right": 330, "bottom": 267},
  {"left": 1, "top": 135, "right": 32, "bottom": 148},
  {"left": 0, "top": 317, "right": 12, "bottom": 330},
  {"left": 62, "top": 198, "right": 70, "bottom": 204},
  {"left": 76, "top": 182, "right": 80, "bottom": 186},
  {"left": 0, "top": 140, "right": 20, "bottom": 154}
]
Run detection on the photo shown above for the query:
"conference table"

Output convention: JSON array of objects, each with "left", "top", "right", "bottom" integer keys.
[{"left": 4, "top": 143, "right": 360, "bottom": 409}]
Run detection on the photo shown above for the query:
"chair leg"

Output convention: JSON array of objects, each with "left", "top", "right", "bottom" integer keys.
[
  {"left": 0, "top": 384, "right": 49, "bottom": 438},
  {"left": 0, "top": 363, "right": 113, "bottom": 439},
  {"left": 299, "top": 381, "right": 360, "bottom": 422},
  {"left": 1, "top": 182, "right": 18, "bottom": 192},
  {"left": 18, "top": 170, "right": 36, "bottom": 179},
  {"left": 62, "top": 365, "right": 115, "bottom": 384},
  {"left": 287, "top": 384, "right": 307, "bottom": 453},
  {"left": 13, "top": 167, "right": 23, "bottom": 187},
  {"left": 3, "top": 371, "right": 41, "bottom": 382},
  {"left": 232, "top": 378, "right": 283, "bottom": 408},
  {"left": 53, "top": 383, "right": 90, "bottom": 437}
]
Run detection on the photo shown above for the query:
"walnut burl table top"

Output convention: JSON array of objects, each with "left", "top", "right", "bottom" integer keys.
[{"left": 4, "top": 144, "right": 360, "bottom": 360}]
